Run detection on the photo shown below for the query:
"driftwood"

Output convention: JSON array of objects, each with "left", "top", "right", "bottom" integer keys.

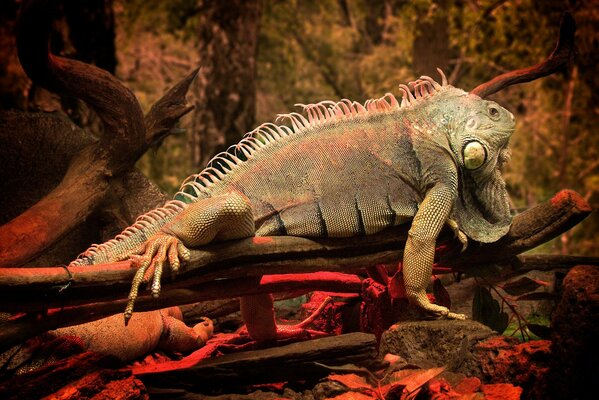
[
  {"left": 0, "top": 190, "right": 591, "bottom": 352},
  {"left": 135, "top": 332, "right": 379, "bottom": 387},
  {"left": 0, "top": 0, "right": 196, "bottom": 267}
]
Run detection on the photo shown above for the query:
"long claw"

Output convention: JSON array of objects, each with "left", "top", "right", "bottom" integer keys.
[
  {"left": 167, "top": 241, "right": 180, "bottom": 275},
  {"left": 151, "top": 246, "right": 167, "bottom": 297},
  {"left": 177, "top": 241, "right": 191, "bottom": 263},
  {"left": 123, "top": 233, "right": 191, "bottom": 324},
  {"left": 125, "top": 258, "right": 150, "bottom": 325},
  {"left": 447, "top": 218, "right": 468, "bottom": 252}
]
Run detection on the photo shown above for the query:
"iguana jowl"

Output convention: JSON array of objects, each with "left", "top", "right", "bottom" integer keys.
[{"left": 70, "top": 70, "right": 515, "bottom": 340}]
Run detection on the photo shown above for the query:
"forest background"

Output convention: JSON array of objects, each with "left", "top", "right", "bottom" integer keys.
[{"left": 0, "top": 0, "right": 597, "bottom": 256}]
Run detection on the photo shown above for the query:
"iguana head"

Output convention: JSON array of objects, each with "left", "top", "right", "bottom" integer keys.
[{"left": 441, "top": 88, "right": 515, "bottom": 243}]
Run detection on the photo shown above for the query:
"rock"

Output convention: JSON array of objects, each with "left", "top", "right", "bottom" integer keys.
[
  {"left": 544, "top": 265, "right": 599, "bottom": 400},
  {"left": 0, "top": 351, "right": 148, "bottom": 400},
  {"left": 476, "top": 337, "right": 550, "bottom": 398},
  {"left": 379, "top": 319, "right": 497, "bottom": 375},
  {"left": 311, "top": 381, "right": 350, "bottom": 400},
  {"left": 481, "top": 383, "right": 523, "bottom": 400}
]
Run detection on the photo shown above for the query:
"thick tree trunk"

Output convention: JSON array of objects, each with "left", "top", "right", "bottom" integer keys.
[
  {"left": 191, "top": 0, "right": 262, "bottom": 169},
  {"left": 412, "top": 0, "right": 452, "bottom": 76}
]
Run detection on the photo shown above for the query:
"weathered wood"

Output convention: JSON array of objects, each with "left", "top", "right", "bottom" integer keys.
[
  {"left": 0, "top": 190, "right": 590, "bottom": 352},
  {"left": 0, "top": 0, "right": 196, "bottom": 268},
  {"left": 440, "top": 190, "right": 592, "bottom": 267},
  {"left": 144, "top": 67, "right": 197, "bottom": 145},
  {"left": 0, "top": 190, "right": 589, "bottom": 305},
  {"left": 0, "top": 273, "right": 362, "bottom": 352},
  {"left": 515, "top": 255, "right": 599, "bottom": 272},
  {"left": 134, "top": 332, "right": 379, "bottom": 387}
]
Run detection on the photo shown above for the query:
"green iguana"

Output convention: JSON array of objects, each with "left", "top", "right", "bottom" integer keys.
[{"left": 70, "top": 70, "right": 515, "bottom": 341}]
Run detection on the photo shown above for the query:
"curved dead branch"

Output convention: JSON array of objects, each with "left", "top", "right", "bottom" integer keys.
[
  {"left": 0, "top": 0, "right": 196, "bottom": 267},
  {"left": 471, "top": 12, "right": 575, "bottom": 98}
]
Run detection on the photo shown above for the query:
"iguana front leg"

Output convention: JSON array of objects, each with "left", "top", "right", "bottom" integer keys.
[
  {"left": 122, "top": 191, "right": 256, "bottom": 324},
  {"left": 403, "top": 184, "right": 466, "bottom": 320}
]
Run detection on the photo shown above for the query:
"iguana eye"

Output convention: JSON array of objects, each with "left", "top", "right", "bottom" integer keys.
[
  {"left": 462, "top": 141, "right": 487, "bottom": 170},
  {"left": 488, "top": 106, "right": 500, "bottom": 120}
]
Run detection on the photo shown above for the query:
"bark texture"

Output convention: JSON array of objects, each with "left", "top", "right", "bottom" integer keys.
[{"left": 191, "top": 0, "right": 262, "bottom": 169}]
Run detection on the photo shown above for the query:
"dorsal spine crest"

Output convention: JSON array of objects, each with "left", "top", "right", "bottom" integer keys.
[{"left": 178, "top": 69, "right": 451, "bottom": 201}]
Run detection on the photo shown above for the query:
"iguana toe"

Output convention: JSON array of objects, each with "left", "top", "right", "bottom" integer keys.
[
  {"left": 446, "top": 312, "right": 467, "bottom": 320},
  {"left": 123, "top": 232, "right": 190, "bottom": 324},
  {"left": 447, "top": 218, "right": 468, "bottom": 252}
]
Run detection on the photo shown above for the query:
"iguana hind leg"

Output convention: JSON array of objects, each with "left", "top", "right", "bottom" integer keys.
[{"left": 122, "top": 191, "right": 255, "bottom": 325}]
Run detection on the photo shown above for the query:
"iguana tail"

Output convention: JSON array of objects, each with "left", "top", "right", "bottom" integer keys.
[{"left": 69, "top": 200, "right": 187, "bottom": 266}]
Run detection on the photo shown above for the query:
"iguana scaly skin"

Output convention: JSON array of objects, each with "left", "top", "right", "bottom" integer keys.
[{"left": 70, "top": 70, "right": 515, "bottom": 340}]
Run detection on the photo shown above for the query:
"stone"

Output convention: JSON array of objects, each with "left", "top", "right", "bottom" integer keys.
[
  {"left": 379, "top": 319, "right": 497, "bottom": 375},
  {"left": 477, "top": 338, "right": 551, "bottom": 397},
  {"left": 544, "top": 265, "right": 599, "bottom": 400}
]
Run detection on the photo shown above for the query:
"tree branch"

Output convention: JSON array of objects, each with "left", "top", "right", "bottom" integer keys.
[
  {"left": 0, "top": 190, "right": 590, "bottom": 338},
  {"left": 0, "top": 273, "right": 362, "bottom": 352},
  {"left": 470, "top": 12, "right": 575, "bottom": 98}
]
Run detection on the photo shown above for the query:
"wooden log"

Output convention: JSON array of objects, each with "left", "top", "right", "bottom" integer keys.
[
  {"left": 471, "top": 13, "right": 575, "bottom": 98},
  {"left": 134, "top": 332, "right": 379, "bottom": 387},
  {"left": 0, "top": 190, "right": 589, "bottom": 306},
  {"left": 439, "top": 189, "right": 592, "bottom": 267},
  {"left": 0, "top": 273, "right": 362, "bottom": 352},
  {"left": 0, "top": 190, "right": 591, "bottom": 352}
]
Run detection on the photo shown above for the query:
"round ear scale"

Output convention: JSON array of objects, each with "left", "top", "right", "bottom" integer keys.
[{"left": 462, "top": 141, "right": 487, "bottom": 170}]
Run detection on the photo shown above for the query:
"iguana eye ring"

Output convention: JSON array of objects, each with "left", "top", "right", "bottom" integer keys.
[
  {"left": 462, "top": 141, "right": 487, "bottom": 170},
  {"left": 488, "top": 106, "right": 500, "bottom": 120}
]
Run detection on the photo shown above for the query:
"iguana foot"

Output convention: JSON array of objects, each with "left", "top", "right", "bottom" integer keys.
[
  {"left": 120, "top": 232, "right": 191, "bottom": 325},
  {"left": 407, "top": 289, "right": 467, "bottom": 320},
  {"left": 446, "top": 218, "right": 468, "bottom": 252}
]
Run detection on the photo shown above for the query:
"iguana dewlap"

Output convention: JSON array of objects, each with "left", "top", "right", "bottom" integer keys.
[{"left": 70, "top": 70, "right": 515, "bottom": 340}]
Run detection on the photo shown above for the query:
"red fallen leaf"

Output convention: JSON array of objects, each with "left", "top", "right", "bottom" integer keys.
[
  {"left": 432, "top": 276, "right": 451, "bottom": 308},
  {"left": 382, "top": 367, "right": 446, "bottom": 399},
  {"left": 397, "top": 367, "right": 446, "bottom": 394},
  {"left": 427, "top": 378, "right": 462, "bottom": 398},
  {"left": 388, "top": 272, "right": 407, "bottom": 299},
  {"left": 454, "top": 376, "right": 482, "bottom": 394},
  {"left": 501, "top": 276, "right": 548, "bottom": 296}
]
